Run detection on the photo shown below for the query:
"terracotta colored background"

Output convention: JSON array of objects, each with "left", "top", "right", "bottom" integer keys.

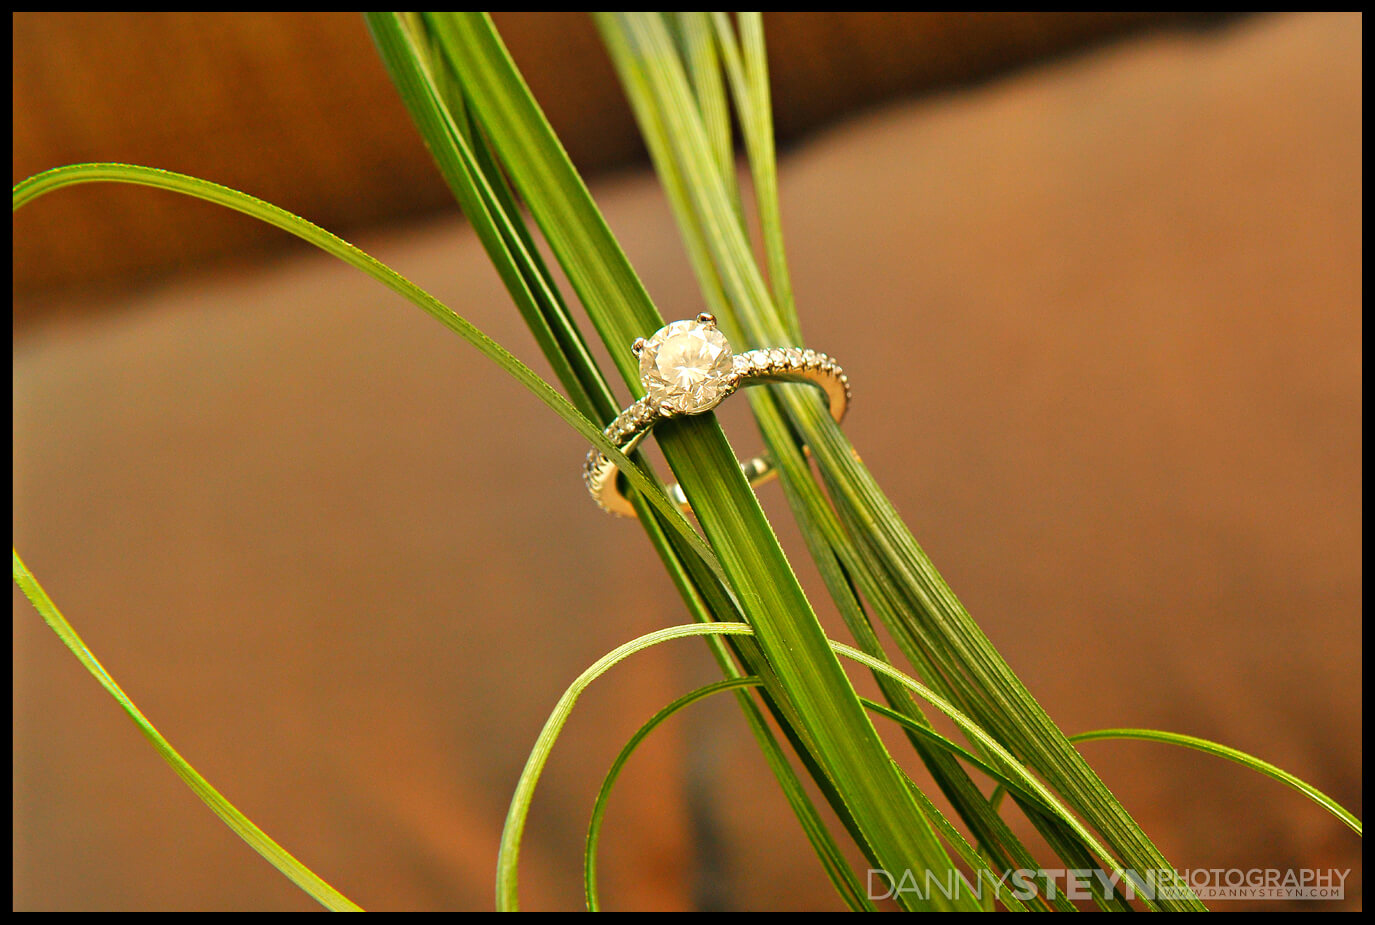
[
  {"left": 13, "top": 12, "right": 1360, "bottom": 912},
  {"left": 13, "top": 12, "right": 1223, "bottom": 318}
]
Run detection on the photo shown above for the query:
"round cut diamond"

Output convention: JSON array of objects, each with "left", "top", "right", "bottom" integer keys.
[{"left": 639, "top": 319, "right": 734, "bottom": 414}]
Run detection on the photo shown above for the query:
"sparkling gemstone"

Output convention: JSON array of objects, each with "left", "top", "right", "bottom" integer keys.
[{"left": 638, "top": 319, "right": 734, "bottom": 414}]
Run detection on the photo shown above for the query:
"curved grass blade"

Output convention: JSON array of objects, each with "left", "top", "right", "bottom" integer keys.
[
  {"left": 495, "top": 622, "right": 754, "bottom": 911},
  {"left": 1071, "top": 728, "right": 1362, "bottom": 837},
  {"left": 579, "top": 677, "right": 871, "bottom": 911},
  {"left": 584, "top": 679, "right": 1176, "bottom": 910},
  {"left": 507, "top": 620, "right": 1142, "bottom": 911},
  {"left": 12, "top": 163, "right": 721, "bottom": 584},
  {"left": 577, "top": 673, "right": 858, "bottom": 912},
  {"left": 583, "top": 675, "right": 1048, "bottom": 911},
  {"left": 12, "top": 550, "right": 363, "bottom": 912},
  {"left": 830, "top": 641, "right": 1131, "bottom": 890}
]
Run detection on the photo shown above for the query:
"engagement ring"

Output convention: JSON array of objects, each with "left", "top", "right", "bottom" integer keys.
[{"left": 582, "top": 313, "right": 850, "bottom": 517}]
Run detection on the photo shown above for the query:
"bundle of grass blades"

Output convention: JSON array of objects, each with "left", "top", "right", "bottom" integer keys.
[
  {"left": 14, "top": 11, "right": 1359, "bottom": 912},
  {"left": 370, "top": 12, "right": 1209, "bottom": 912}
]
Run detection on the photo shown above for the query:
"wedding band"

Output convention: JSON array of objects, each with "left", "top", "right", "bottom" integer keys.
[{"left": 583, "top": 313, "right": 851, "bottom": 517}]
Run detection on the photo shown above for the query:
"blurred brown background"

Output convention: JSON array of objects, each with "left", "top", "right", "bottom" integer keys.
[
  {"left": 13, "top": 12, "right": 1227, "bottom": 322},
  {"left": 13, "top": 12, "right": 1360, "bottom": 911}
]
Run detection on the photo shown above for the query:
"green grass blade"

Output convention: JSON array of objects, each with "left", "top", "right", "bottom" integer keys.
[
  {"left": 408, "top": 12, "right": 659, "bottom": 379},
  {"left": 582, "top": 676, "right": 875, "bottom": 912},
  {"left": 827, "top": 642, "right": 1127, "bottom": 879},
  {"left": 12, "top": 163, "right": 721, "bottom": 583},
  {"left": 583, "top": 676, "right": 1077, "bottom": 909},
  {"left": 753, "top": 389, "right": 1074, "bottom": 910},
  {"left": 673, "top": 13, "right": 743, "bottom": 222},
  {"left": 1072, "top": 728, "right": 1362, "bottom": 836},
  {"left": 595, "top": 13, "right": 786, "bottom": 351},
  {"left": 521, "top": 621, "right": 1147, "bottom": 911},
  {"left": 902, "top": 783, "right": 1032, "bottom": 912},
  {"left": 710, "top": 12, "right": 799, "bottom": 342},
  {"left": 496, "top": 622, "right": 753, "bottom": 911},
  {"left": 12, "top": 550, "right": 363, "bottom": 912},
  {"left": 366, "top": 12, "right": 618, "bottom": 426}
]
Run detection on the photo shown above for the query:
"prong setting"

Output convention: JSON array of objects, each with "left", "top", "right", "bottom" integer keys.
[
  {"left": 636, "top": 317, "right": 735, "bottom": 415},
  {"left": 631, "top": 337, "right": 647, "bottom": 357},
  {"left": 696, "top": 312, "right": 716, "bottom": 327}
]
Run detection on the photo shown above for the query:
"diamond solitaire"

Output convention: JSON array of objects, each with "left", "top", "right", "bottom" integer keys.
[{"left": 635, "top": 314, "right": 735, "bottom": 415}]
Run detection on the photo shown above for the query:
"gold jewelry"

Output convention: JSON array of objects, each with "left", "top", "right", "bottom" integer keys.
[{"left": 583, "top": 314, "right": 850, "bottom": 517}]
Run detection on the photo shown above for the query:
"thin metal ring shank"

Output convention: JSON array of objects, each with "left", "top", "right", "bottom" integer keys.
[{"left": 583, "top": 347, "right": 850, "bottom": 518}]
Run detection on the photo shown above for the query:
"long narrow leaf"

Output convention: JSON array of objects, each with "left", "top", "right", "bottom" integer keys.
[
  {"left": 12, "top": 164, "right": 722, "bottom": 582},
  {"left": 1071, "top": 728, "right": 1361, "bottom": 836},
  {"left": 12, "top": 550, "right": 362, "bottom": 912},
  {"left": 510, "top": 620, "right": 1149, "bottom": 911}
]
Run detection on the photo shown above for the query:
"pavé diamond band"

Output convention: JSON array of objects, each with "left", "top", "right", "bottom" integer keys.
[{"left": 583, "top": 313, "right": 850, "bottom": 517}]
